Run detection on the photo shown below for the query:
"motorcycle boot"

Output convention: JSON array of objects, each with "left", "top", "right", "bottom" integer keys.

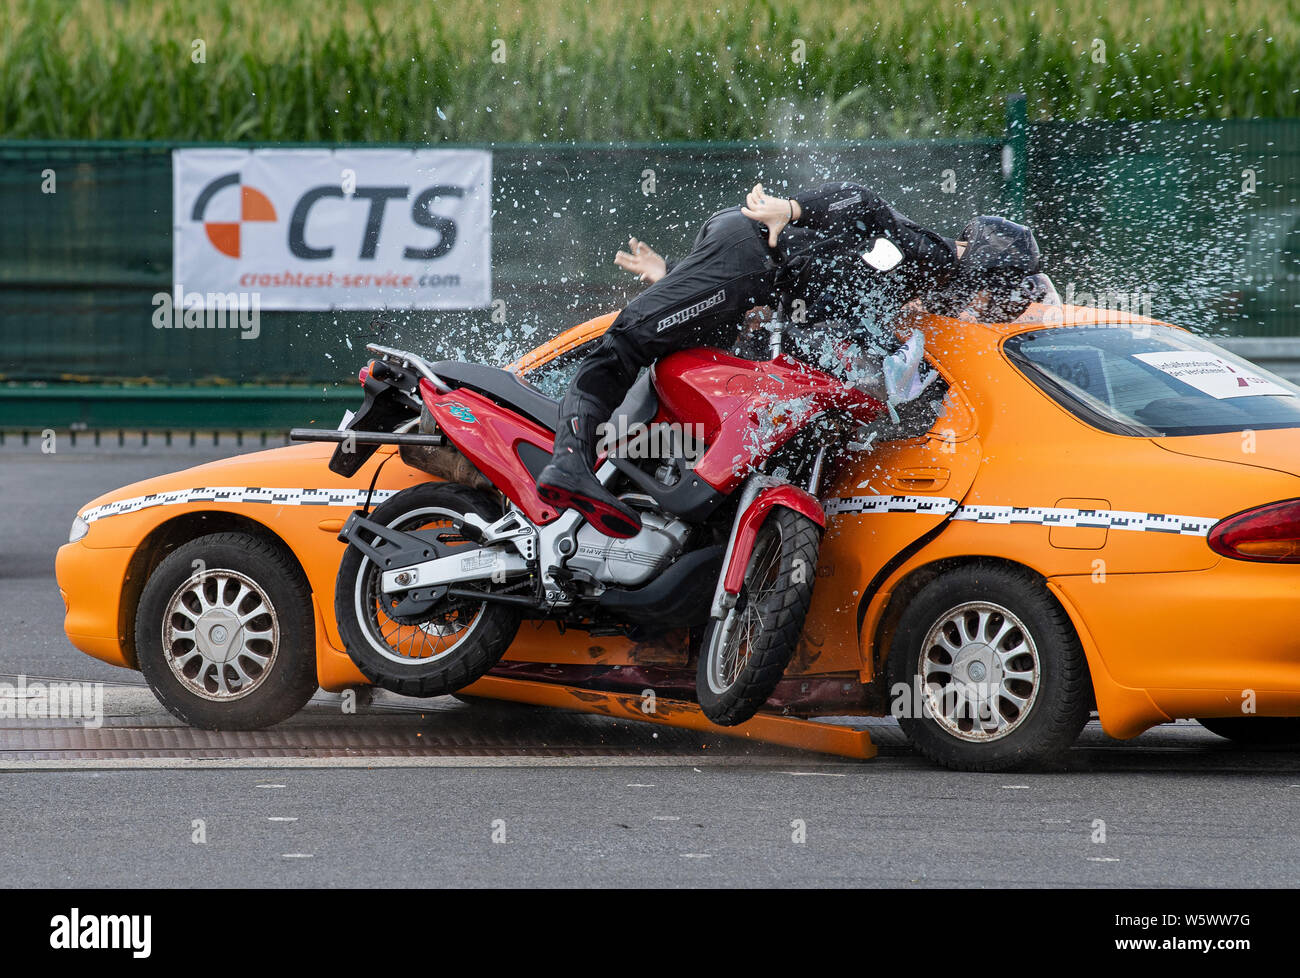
[{"left": 537, "top": 392, "right": 643, "bottom": 539}]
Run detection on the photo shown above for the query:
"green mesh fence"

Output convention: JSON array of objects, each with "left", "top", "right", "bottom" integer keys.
[
  {"left": 0, "top": 123, "right": 1296, "bottom": 405},
  {"left": 0, "top": 138, "right": 1002, "bottom": 391},
  {"left": 1028, "top": 120, "right": 1300, "bottom": 337}
]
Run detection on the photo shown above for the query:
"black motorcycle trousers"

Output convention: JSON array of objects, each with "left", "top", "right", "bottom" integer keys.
[{"left": 552, "top": 207, "right": 779, "bottom": 465}]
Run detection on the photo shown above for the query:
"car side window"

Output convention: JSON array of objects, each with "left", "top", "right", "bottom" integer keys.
[{"left": 1006, "top": 324, "right": 1300, "bottom": 436}]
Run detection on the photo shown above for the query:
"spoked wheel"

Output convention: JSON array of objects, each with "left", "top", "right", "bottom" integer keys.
[
  {"left": 888, "top": 562, "right": 1091, "bottom": 771},
  {"left": 917, "top": 601, "right": 1043, "bottom": 742},
  {"left": 135, "top": 532, "right": 318, "bottom": 729},
  {"left": 334, "top": 483, "right": 522, "bottom": 698},
  {"left": 696, "top": 507, "right": 821, "bottom": 726},
  {"left": 161, "top": 568, "right": 281, "bottom": 700}
]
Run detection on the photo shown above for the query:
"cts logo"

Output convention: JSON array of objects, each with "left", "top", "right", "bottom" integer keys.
[
  {"left": 174, "top": 148, "right": 491, "bottom": 310},
  {"left": 191, "top": 172, "right": 277, "bottom": 258},
  {"left": 287, "top": 183, "right": 463, "bottom": 261}
]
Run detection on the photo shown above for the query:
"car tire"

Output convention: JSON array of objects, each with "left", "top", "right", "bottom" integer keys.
[
  {"left": 134, "top": 532, "right": 319, "bottom": 730},
  {"left": 1197, "top": 717, "right": 1300, "bottom": 745},
  {"left": 887, "top": 562, "right": 1091, "bottom": 771}
]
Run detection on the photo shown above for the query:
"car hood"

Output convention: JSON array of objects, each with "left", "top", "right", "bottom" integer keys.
[{"left": 1151, "top": 427, "right": 1300, "bottom": 485}]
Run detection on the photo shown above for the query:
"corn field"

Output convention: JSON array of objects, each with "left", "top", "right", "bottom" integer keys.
[{"left": 1, "top": 0, "right": 1295, "bottom": 142}]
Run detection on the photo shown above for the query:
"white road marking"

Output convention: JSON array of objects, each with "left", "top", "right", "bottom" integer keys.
[{"left": 779, "top": 771, "right": 847, "bottom": 777}]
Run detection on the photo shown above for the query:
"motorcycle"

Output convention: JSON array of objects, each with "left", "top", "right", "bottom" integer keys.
[{"left": 295, "top": 307, "right": 888, "bottom": 726}]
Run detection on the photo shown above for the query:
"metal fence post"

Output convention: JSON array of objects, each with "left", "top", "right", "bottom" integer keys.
[{"left": 1003, "top": 92, "right": 1028, "bottom": 223}]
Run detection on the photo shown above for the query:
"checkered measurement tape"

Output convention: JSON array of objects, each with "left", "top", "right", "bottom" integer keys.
[
  {"left": 81, "top": 487, "right": 1219, "bottom": 538},
  {"left": 824, "top": 495, "right": 1217, "bottom": 537},
  {"left": 80, "top": 487, "right": 399, "bottom": 524}
]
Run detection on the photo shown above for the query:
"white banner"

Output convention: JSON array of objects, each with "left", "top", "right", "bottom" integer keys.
[{"left": 173, "top": 148, "right": 491, "bottom": 310}]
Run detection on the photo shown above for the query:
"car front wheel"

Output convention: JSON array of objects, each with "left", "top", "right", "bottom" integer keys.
[
  {"left": 134, "top": 532, "right": 319, "bottom": 729},
  {"left": 887, "top": 563, "right": 1091, "bottom": 771}
]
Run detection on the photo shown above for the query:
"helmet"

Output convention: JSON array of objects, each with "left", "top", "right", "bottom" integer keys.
[
  {"left": 956, "top": 215, "right": 1041, "bottom": 281},
  {"left": 928, "top": 216, "right": 1043, "bottom": 321}
]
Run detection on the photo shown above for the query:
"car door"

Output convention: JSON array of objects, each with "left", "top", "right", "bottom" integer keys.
[{"left": 794, "top": 364, "right": 983, "bottom": 676}]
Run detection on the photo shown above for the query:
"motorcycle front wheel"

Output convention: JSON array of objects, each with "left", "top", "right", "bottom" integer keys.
[
  {"left": 334, "top": 482, "right": 521, "bottom": 698},
  {"left": 696, "top": 507, "right": 821, "bottom": 726}
]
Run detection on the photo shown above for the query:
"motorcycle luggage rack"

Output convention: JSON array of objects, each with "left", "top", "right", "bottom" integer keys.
[
  {"left": 289, "top": 427, "right": 444, "bottom": 448},
  {"left": 365, "top": 343, "right": 449, "bottom": 390}
]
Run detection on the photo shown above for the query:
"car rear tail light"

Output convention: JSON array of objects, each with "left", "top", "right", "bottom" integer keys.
[{"left": 1208, "top": 498, "right": 1300, "bottom": 563}]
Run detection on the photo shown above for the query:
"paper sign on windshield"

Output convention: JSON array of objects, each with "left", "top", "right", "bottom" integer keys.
[{"left": 1133, "top": 351, "right": 1294, "bottom": 399}]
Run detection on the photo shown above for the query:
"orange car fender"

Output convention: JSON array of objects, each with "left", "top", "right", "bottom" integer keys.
[
  {"left": 1053, "top": 562, "right": 1300, "bottom": 712},
  {"left": 857, "top": 532, "right": 1173, "bottom": 738},
  {"left": 795, "top": 359, "right": 984, "bottom": 677},
  {"left": 65, "top": 442, "right": 433, "bottom": 677},
  {"left": 314, "top": 593, "right": 366, "bottom": 690},
  {"left": 1042, "top": 580, "right": 1171, "bottom": 739},
  {"left": 56, "top": 541, "right": 135, "bottom": 669}
]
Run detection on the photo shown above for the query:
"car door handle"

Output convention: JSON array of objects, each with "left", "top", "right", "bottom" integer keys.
[{"left": 888, "top": 467, "right": 951, "bottom": 492}]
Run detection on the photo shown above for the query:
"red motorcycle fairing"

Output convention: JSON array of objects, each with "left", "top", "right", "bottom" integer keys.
[
  {"left": 722, "top": 483, "right": 826, "bottom": 595},
  {"left": 420, "top": 381, "right": 560, "bottom": 527},
  {"left": 652, "top": 348, "right": 885, "bottom": 495}
]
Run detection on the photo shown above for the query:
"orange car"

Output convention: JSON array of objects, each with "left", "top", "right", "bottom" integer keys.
[{"left": 56, "top": 300, "right": 1300, "bottom": 769}]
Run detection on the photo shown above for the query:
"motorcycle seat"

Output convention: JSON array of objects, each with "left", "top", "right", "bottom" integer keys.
[
  {"left": 431, "top": 362, "right": 660, "bottom": 439},
  {"left": 431, "top": 361, "right": 561, "bottom": 431}
]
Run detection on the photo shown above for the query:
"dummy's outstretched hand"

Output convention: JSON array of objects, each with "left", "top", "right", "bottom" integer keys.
[
  {"left": 613, "top": 237, "right": 668, "bottom": 284},
  {"left": 741, "top": 183, "right": 800, "bottom": 247}
]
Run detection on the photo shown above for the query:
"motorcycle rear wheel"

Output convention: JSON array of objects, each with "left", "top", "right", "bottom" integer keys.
[
  {"left": 696, "top": 507, "right": 821, "bottom": 726},
  {"left": 334, "top": 482, "right": 521, "bottom": 698}
]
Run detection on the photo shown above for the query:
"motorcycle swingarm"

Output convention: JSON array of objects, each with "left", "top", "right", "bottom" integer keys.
[{"left": 339, "top": 512, "right": 531, "bottom": 594}]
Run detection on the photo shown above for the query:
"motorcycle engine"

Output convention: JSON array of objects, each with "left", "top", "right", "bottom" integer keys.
[{"left": 567, "top": 507, "right": 691, "bottom": 588}]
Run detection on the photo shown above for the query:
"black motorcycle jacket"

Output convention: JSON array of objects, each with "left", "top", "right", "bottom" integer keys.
[{"left": 777, "top": 182, "right": 959, "bottom": 329}]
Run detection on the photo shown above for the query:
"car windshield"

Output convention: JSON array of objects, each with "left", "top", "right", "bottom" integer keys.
[{"left": 1004, "top": 324, "right": 1300, "bottom": 436}]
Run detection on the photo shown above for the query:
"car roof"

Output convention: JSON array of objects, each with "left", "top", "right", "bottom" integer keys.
[
  {"left": 508, "top": 312, "right": 617, "bottom": 375},
  {"left": 511, "top": 302, "right": 1180, "bottom": 376},
  {"left": 981, "top": 302, "right": 1175, "bottom": 338}
]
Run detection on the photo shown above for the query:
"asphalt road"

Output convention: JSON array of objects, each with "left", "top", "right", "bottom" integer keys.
[
  {"left": 6, "top": 753, "right": 1300, "bottom": 888},
  {"left": 2, "top": 441, "right": 1299, "bottom": 888},
  {"left": 0, "top": 439, "right": 235, "bottom": 683}
]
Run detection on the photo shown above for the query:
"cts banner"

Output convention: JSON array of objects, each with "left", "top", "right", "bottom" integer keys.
[{"left": 173, "top": 148, "right": 491, "bottom": 310}]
